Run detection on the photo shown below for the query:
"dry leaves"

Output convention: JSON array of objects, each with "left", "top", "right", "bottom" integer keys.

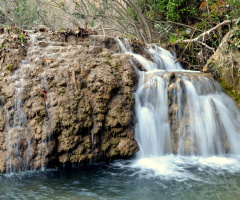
[
  {"left": 41, "top": 89, "right": 47, "bottom": 99},
  {"left": 44, "top": 58, "right": 53, "bottom": 63}
]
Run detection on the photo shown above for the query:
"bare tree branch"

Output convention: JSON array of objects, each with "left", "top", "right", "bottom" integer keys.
[
  {"left": 172, "top": 19, "right": 237, "bottom": 52},
  {"left": 172, "top": 19, "right": 236, "bottom": 45}
]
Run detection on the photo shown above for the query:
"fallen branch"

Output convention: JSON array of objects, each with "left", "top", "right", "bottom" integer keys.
[
  {"left": 196, "top": 41, "right": 215, "bottom": 53},
  {"left": 172, "top": 19, "right": 237, "bottom": 52}
]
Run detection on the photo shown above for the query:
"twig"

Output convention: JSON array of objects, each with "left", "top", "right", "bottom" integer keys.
[
  {"left": 160, "top": 21, "right": 203, "bottom": 32},
  {"left": 175, "top": 29, "right": 197, "bottom": 63},
  {"left": 178, "top": 58, "right": 201, "bottom": 70},
  {"left": 196, "top": 41, "right": 215, "bottom": 53}
]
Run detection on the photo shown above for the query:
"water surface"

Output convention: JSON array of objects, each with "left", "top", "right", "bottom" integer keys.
[{"left": 1, "top": 155, "right": 240, "bottom": 200}]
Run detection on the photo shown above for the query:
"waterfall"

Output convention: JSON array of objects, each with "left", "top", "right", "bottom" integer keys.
[
  {"left": 3, "top": 32, "right": 54, "bottom": 173},
  {"left": 117, "top": 39, "right": 240, "bottom": 158},
  {"left": 41, "top": 60, "right": 54, "bottom": 171},
  {"left": 5, "top": 61, "right": 33, "bottom": 173}
]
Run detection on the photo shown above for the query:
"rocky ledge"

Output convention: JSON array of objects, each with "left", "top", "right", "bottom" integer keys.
[{"left": 0, "top": 28, "right": 139, "bottom": 173}]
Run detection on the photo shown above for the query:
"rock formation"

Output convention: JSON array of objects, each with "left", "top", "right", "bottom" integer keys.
[
  {"left": 0, "top": 28, "right": 139, "bottom": 173},
  {"left": 205, "top": 28, "right": 240, "bottom": 108}
]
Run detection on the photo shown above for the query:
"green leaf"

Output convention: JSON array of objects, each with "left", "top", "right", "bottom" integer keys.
[{"left": 236, "top": 18, "right": 240, "bottom": 25}]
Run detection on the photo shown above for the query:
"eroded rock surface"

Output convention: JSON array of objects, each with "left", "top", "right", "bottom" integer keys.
[
  {"left": 205, "top": 28, "right": 240, "bottom": 108},
  {"left": 0, "top": 30, "right": 139, "bottom": 172}
]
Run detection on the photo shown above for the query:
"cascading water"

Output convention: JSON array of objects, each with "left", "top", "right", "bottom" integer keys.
[
  {"left": 135, "top": 74, "right": 171, "bottom": 157},
  {"left": 40, "top": 60, "right": 54, "bottom": 171},
  {"left": 5, "top": 61, "right": 33, "bottom": 173},
  {"left": 118, "top": 39, "right": 240, "bottom": 180},
  {"left": 3, "top": 32, "right": 54, "bottom": 173}
]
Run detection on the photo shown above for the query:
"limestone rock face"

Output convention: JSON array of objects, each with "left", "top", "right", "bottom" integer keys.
[
  {"left": 205, "top": 28, "right": 240, "bottom": 108},
  {"left": 0, "top": 30, "right": 139, "bottom": 173}
]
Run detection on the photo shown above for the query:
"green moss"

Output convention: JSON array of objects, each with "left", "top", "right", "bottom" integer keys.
[
  {"left": 120, "top": 150, "right": 125, "bottom": 155},
  {"left": 64, "top": 126, "right": 75, "bottom": 137},
  {"left": 207, "top": 61, "right": 220, "bottom": 78},
  {"left": 116, "top": 75, "right": 121, "bottom": 81},
  {"left": 113, "top": 61, "right": 122, "bottom": 70},
  {"left": 219, "top": 79, "right": 240, "bottom": 105},
  {"left": 5, "top": 63, "right": 14, "bottom": 72},
  {"left": 59, "top": 88, "right": 65, "bottom": 94},
  {"left": 106, "top": 61, "right": 111, "bottom": 66},
  {"left": 101, "top": 142, "right": 110, "bottom": 151}
]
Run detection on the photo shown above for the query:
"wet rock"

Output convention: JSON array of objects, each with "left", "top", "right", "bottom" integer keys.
[
  {"left": 0, "top": 31, "right": 138, "bottom": 172},
  {"left": 0, "top": 72, "right": 6, "bottom": 77},
  {"left": 38, "top": 42, "right": 48, "bottom": 47}
]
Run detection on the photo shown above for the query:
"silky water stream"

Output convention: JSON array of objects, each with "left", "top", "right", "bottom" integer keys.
[{"left": 1, "top": 39, "right": 240, "bottom": 200}]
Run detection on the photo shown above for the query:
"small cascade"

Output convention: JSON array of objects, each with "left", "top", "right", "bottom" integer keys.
[
  {"left": 148, "top": 45, "right": 182, "bottom": 70},
  {"left": 118, "top": 39, "right": 128, "bottom": 53},
  {"left": 5, "top": 61, "right": 32, "bottom": 173},
  {"left": 29, "top": 33, "right": 55, "bottom": 170},
  {"left": 174, "top": 76, "right": 240, "bottom": 156},
  {"left": 117, "top": 38, "right": 240, "bottom": 159},
  {"left": 3, "top": 32, "right": 55, "bottom": 173},
  {"left": 4, "top": 106, "right": 12, "bottom": 173},
  {"left": 135, "top": 74, "right": 171, "bottom": 157},
  {"left": 40, "top": 60, "right": 54, "bottom": 170}
]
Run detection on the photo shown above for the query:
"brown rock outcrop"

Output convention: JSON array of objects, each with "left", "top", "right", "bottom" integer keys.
[{"left": 0, "top": 29, "right": 139, "bottom": 173}]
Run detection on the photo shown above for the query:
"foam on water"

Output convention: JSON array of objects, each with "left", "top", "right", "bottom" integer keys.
[{"left": 111, "top": 155, "right": 240, "bottom": 181}]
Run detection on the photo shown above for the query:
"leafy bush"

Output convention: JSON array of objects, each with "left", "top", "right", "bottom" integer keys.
[{"left": 135, "top": 0, "right": 201, "bottom": 23}]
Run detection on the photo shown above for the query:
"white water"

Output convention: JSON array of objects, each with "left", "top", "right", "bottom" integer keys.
[
  {"left": 117, "top": 39, "right": 240, "bottom": 180},
  {"left": 41, "top": 60, "right": 54, "bottom": 171},
  {"left": 5, "top": 61, "right": 33, "bottom": 173},
  {"left": 3, "top": 32, "right": 54, "bottom": 173}
]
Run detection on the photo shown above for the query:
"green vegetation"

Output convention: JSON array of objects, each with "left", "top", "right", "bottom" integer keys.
[
  {"left": 228, "top": 29, "right": 240, "bottom": 49},
  {"left": 219, "top": 79, "right": 240, "bottom": 105},
  {"left": 133, "top": 0, "right": 200, "bottom": 22},
  {"left": 106, "top": 61, "right": 111, "bottom": 66},
  {"left": 0, "top": 44, "right": 7, "bottom": 50},
  {"left": 19, "top": 33, "right": 25, "bottom": 43},
  {"left": 5, "top": 63, "right": 14, "bottom": 72},
  {"left": 0, "top": 0, "right": 240, "bottom": 68}
]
